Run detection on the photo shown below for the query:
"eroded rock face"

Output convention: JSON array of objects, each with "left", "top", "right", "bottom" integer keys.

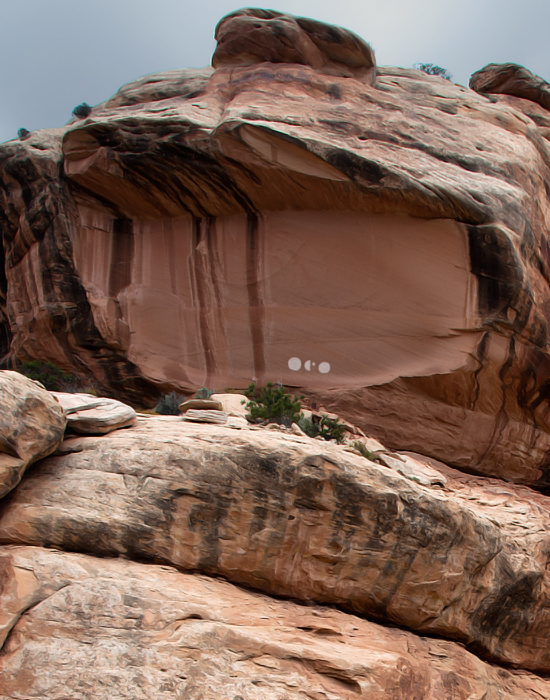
[
  {"left": 0, "top": 370, "right": 65, "bottom": 498},
  {"left": 470, "top": 62, "right": 550, "bottom": 110},
  {"left": 213, "top": 8, "right": 376, "bottom": 83},
  {"left": 1, "top": 417, "right": 550, "bottom": 672},
  {"left": 1, "top": 545, "right": 549, "bottom": 700},
  {"left": 2, "top": 11, "right": 550, "bottom": 486}
]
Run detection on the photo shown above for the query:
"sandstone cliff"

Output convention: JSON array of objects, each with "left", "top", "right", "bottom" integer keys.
[
  {"left": 3, "top": 11, "right": 550, "bottom": 696},
  {"left": 3, "top": 11, "right": 550, "bottom": 485}
]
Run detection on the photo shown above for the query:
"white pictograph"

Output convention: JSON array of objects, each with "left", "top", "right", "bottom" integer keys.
[
  {"left": 288, "top": 357, "right": 302, "bottom": 371},
  {"left": 288, "top": 357, "right": 331, "bottom": 374}
]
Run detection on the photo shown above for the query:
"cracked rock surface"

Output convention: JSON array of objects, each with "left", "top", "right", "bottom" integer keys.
[
  {"left": 1, "top": 545, "right": 550, "bottom": 700},
  {"left": 1, "top": 417, "right": 550, "bottom": 672}
]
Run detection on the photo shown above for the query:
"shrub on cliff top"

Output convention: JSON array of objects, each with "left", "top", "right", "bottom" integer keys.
[
  {"left": 72, "top": 102, "right": 92, "bottom": 119},
  {"left": 414, "top": 63, "right": 452, "bottom": 80}
]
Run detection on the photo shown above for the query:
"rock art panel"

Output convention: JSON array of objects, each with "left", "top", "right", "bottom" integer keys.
[
  {"left": 1, "top": 545, "right": 549, "bottom": 700},
  {"left": 3, "top": 10, "right": 550, "bottom": 484},
  {"left": 2, "top": 418, "right": 550, "bottom": 672},
  {"left": 70, "top": 208, "right": 480, "bottom": 391}
]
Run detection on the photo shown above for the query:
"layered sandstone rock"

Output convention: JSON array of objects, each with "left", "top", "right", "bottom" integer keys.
[
  {"left": 470, "top": 62, "right": 550, "bottom": 110},
  {"left": 0, "top": 370, "right": 65, "bottom": 498},
  {"left": 2, "top": 545, "right": 549, "bottom": 700},
  {"left": 3, "top": 12, "right": 550, "bottom": 484},
  {"left": 1, "top": 416, "right": 550, "bottom": 672},
  {"left": 52, "top": 391, "right": 137, "bottom": 433}
]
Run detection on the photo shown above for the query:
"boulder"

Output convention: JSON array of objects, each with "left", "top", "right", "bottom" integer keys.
[
  {"left": 0, "top": 370, "right": 65, "bottom": 498},
  {"left": 211, "top": 392, "right": 249, "bottom": 417},
  {"left": 178, "top": 398, "right": 223, "bottom": 412},
  {"left": 213, "top": 8, "right": 376, "bottom": 83},
  {"left": 470, "top": 62, "right": 550, "bottom": 110},
  {"left": 2, "top": 417, "right": 550, "bottom": 672},
  {"left": 1, "top": 545, "right": 549, "bottom": 700},
  {"left": 51, "top": 392, "right": 136, "bottom": 434},
  {"left": 182, "top": 408, "right": 228, "bottom": 424}
]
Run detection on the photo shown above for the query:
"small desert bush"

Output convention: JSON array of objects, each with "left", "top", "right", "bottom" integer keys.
[
  {"left": 298, "top": 414, "right": 347, "bottom": 444},
  {"left": 72, "top": 102, "right": 92, "bottom": 118},
  {"left": 19, "top": 360, "right": 81, "bottom": 392},
  {"left": 244, "top": 382, "right": 303, "bottom": 427},
  {"left": 414, "top": 63, "right": 452, "bottom": 80},
  {"left": 155, "top": 391, "right": 185, "bottom": 415},
  {"left": 194, "top": 387, "right": 214, "bottom": 399},
  {"left": 352, "top": 440, "right": 377, "bottom": 460}
]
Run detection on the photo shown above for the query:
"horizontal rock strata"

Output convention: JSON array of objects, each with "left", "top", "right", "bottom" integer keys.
[
  {"left": 1, "top": 418, "right": 550, "bottom": 671},
  {"left": 1, "top": 545, "right": 549, "bottom": 700}
]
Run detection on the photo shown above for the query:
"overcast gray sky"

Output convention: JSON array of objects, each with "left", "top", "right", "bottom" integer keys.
[{"left": 1, "top": 0, "right": 548, "bottom": 144}]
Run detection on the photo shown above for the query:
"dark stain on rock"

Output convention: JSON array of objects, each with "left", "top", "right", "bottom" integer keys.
[
  {"left": 472, "top": 569, "right": 542, "bottom": 644},
  {"left": 246, "top": 213, "right": 266, "bottom": 382},
  {"left": 108, "top": 217, "right": 134, "bottom": 298},
  {"left": 326, "top": 148, "right": 385, "bottom": 185},
  {"left": 294, "top": 476, "right": 329, "bottom": 511},
  {"left": 467, "top": 224, "right": 529, "bottom": 327},
  {"left": 326, "top": 84, "right": 342, "bottom": 100}
]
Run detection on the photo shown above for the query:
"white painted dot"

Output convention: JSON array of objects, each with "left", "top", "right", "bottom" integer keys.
[
  {"left": 288, "top": 357, "right": 301, "bottom": 371},
  {"left": 318, "top": 362, "right": 331, "bottom": 374},
  {"left": 304, "top": 360, "right": 311, "bottom": 371}
]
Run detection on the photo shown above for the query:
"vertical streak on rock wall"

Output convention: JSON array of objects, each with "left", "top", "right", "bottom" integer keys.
[
  {"left": 108, "top": 218, "right": 134, "bottom": 298},
  {"left": 191, "top": 216, "right": 228, "bottom": 386},
  {"left": 108, "top": 217, "right": 134, "bottom": 352},
  {"left": 246, "top": 213, "right": 266, "bottom": 383}
]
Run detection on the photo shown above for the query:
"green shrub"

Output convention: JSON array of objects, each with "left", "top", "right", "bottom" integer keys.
[
  {"left": 352, "top": 440, "right": 376, "bottom": 460},
  {"left": 244, "top": 382, "right": 303, "bottom": 427},
  {"left": 19, "top": 361, "right": 80, "bottom": 392},
  {"left": 155, "top": 391, "right": 185, "bottom": 415},
  {"left": 298, "top": 414, "right": 347, "bottom": 444},
  {"left": 72, "top": 102, "right": 92, "bottom": 118},
  {"left": 194, "top": 387, "right": 214, "bottom": 399},
  {"left": 414, "top": 63, "right": 452, "bottom": 80}
]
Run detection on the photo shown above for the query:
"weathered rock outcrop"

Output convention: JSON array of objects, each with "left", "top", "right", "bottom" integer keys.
[
  {"left": 3, "top": 11, "right": 550, "bottom": 484},
  {"left": 470, "top": 62, "right": 550, "bottom": 111},
  {"left": 52, "top": 391, "right": 137, "bottom": 433},
  {"left": 2, "top": 545, "right": 549, "bottom": 700},
  {"left": 2, "top": 416, "right": 550, "bottom": 672},
  {"left": 0, "top": 370, "right": 65, "bottom": 498}
]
